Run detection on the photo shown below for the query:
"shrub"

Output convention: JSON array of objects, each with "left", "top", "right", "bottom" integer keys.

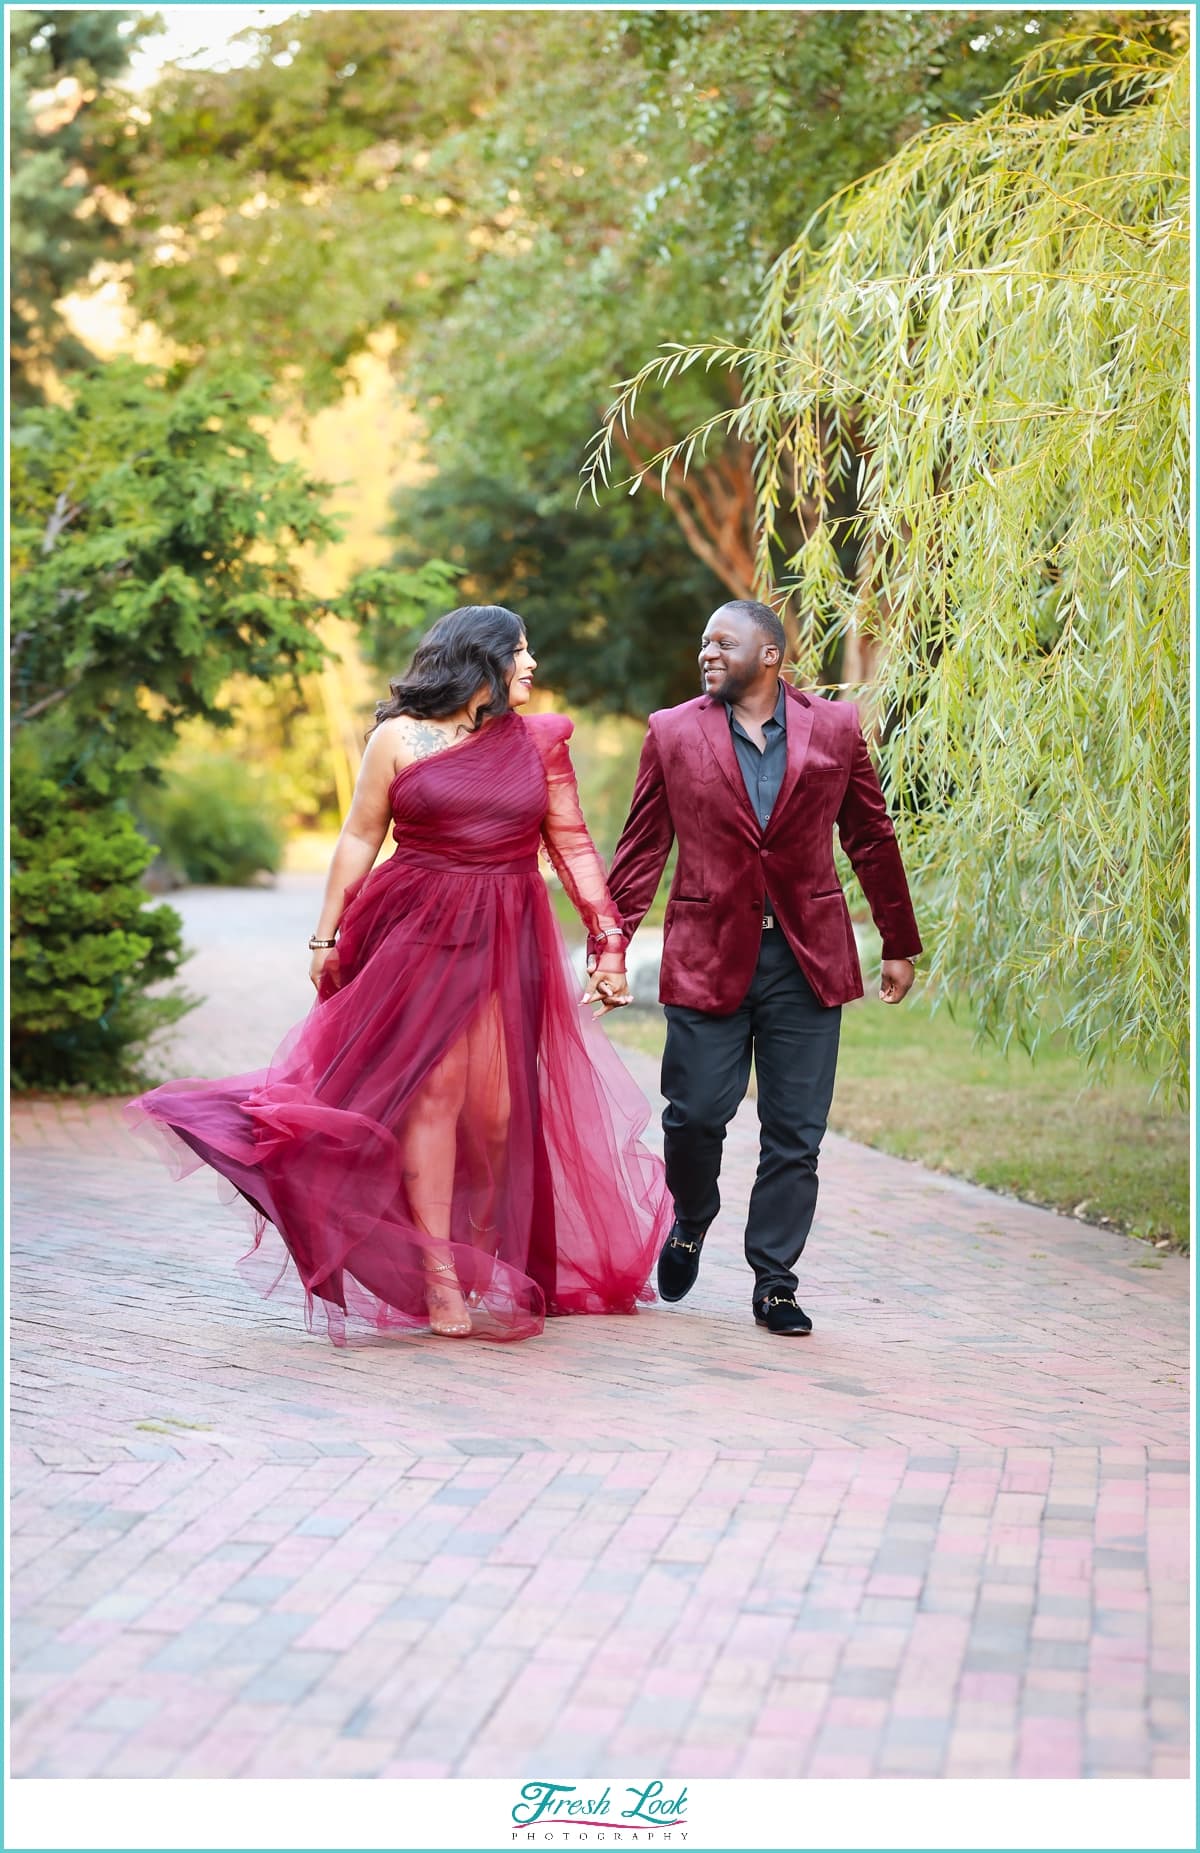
[
  {"left": 9, "top": 352, "right": 455, "bottom": 1089},
  {"left": 10, "top": 769, "right": 191, "bottom": 1094},
  {"left": 137, "top": 754, "right": 286, "bottom": 887}
]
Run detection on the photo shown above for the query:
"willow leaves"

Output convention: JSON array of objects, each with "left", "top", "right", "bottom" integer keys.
[{"left": 585, "top": 32, "right": 1190, "bottom": 1092}]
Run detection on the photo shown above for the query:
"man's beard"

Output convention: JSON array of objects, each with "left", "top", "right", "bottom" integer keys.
[{"left": 702, "top": 666, "right": 754, "bottom": 706}]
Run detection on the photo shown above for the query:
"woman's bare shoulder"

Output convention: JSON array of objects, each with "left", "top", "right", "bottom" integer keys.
[{"left": 372, "top": 713, "right": 458, "bottom": 774}]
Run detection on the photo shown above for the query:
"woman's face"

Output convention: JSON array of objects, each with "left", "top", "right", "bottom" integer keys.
[{"left": 506, "top": 636, "right": 537, "bottom": 707}]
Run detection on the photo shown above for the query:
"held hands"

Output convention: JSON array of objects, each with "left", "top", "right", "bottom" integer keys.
[
  {"left": 879, "top": 958, "right": 915, "bottom": 1005},
  {"left": 582, "top": 945, "right": 910, "bottom": 1010},
  {"left": 581, "top": 965, "right": 632, "bottom": 1016}
]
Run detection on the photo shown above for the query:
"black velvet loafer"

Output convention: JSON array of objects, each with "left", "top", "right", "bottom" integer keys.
[
  {"left": 753, "top": 1294, "right": 814, "bottom": 1336},
  {"left": 656, "top": 1224, "right": 706, "bottom": 1302}
]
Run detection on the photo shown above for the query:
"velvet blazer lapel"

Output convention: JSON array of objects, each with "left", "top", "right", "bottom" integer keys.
[
  {"left": 767, "top": 684, "right": 815, "bottom": 832},
  {"left": 697, "top": 697, "right": 759, "bottom": 828}
]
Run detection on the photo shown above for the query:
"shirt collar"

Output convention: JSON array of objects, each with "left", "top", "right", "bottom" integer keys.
[{"left": 728, "top": 681, "right": 787, "bottom": 737}]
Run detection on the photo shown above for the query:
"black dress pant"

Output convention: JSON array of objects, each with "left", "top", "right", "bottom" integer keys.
[{"left": 660, "top": 928, "right": 841, "bottom": 1302}]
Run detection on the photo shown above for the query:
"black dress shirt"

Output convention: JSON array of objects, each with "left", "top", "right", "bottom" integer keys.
[
  {"left": 729, "top": 681, "right": 788, "bottom": 830},
  {"left": 729, "top": 682, "right": 787, "bottom": 919}
]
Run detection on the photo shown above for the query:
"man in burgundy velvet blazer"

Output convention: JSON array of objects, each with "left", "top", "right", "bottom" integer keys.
[{"left": 598, "top": 600, "right": 921, "bottom": 1336}]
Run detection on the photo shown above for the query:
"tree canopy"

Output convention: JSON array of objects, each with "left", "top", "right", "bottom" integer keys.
[
  {"left": 9, "top": 7, "right": 154, "bottom": 399},
  {"left": 587, "top": 27, "right": 1190, "bottom": 1092},
  {"left": 95, "top": 7, "right": 1109, "bottom": 700}
]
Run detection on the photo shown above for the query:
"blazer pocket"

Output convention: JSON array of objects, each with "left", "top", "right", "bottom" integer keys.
[{"left": 664, "top": 897, "right": 710, "bottom": 938}]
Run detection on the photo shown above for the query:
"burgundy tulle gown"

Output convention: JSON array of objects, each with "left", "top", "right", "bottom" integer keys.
[{"left": 127, "top": 712, "right": 670, "bottom": 1343}]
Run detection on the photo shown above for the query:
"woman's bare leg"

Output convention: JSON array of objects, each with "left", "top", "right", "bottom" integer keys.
[
  {"left": 405, "top": 1036, "right": 471, "bottom": 1336},
  {"left": 462, "top": 995, "right": 512, "bottom": 1263}
]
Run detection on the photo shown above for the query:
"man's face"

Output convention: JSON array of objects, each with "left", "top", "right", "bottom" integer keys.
[{"left": 699, "top": 608, "right": 773, "bottom": 704}]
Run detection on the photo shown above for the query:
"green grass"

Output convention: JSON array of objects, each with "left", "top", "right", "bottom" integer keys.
[
  {"left": 550, "top": 879, "right": 671, "bottom": 933},
  {"left": 605, "top": 994, "right": 1189, "bottom": 1250}
]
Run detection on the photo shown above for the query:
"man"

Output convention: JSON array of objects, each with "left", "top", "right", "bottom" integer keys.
[{"left": 594, "top": 600, "right": 920, "bottom": 1336}]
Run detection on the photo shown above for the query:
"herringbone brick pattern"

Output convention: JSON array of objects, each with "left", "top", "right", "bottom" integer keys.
[{"left": 9, "top": 878, "right": 1190, "bottom": 1779}]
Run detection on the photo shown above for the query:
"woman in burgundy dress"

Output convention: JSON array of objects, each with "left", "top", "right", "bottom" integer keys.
[{"left": 128, "top": 606, "right": 669, "bottom": 1344}]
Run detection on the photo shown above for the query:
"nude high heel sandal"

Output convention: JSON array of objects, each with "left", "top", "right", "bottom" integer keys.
[{"left": 423, "top": 1254, "right": 472, "bottom": 1337}]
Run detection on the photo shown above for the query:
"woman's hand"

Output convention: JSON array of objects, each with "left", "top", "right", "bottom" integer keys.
[
  {"left": 581, "top": 969, "right": 631, "bottom": 1015},
  {"left": 309, "top": 947, "right": 341, "bottom": 994}
]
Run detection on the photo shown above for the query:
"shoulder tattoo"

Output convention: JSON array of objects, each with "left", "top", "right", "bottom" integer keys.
[{"left": 402, "top": 718, "right": 453, "bottom": 761}]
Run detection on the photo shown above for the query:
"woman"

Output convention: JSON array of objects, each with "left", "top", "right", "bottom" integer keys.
[{"left": 128, "top": 606, "right": 669, "bottom": 1344}]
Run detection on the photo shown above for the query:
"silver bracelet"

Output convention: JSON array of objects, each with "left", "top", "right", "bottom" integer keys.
[{"left": 308, "top": 936, "right": 337, "bottom": 950}]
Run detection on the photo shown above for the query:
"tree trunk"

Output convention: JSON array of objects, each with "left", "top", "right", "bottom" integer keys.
[{"left": 608, "top": 422, "right": 759, "bottom": 600}]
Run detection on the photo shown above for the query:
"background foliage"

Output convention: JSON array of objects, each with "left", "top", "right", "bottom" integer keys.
[
  {"left": 10, "top": 769, "right": 190, "bottom": 1093},
  {"left": 134, "top": 752, "right": 286, "bottom": 888},
  {"left": 588, "top": 28, "right": 1190, "bottom": 1094},
  {"left": 98, "top": 8, "right": 1108, "bottom": 701},
  {"left": 8, "top": 347, "right": 453, "bottom": 1088},
  {"left": 9, "top": 7, "right": 157, "bottom": 399},
  {"left": 378, "top": 471, "right": 724, "bottom": 717},
  {"left": 10, "top": 6, "right": 1187, "bottom": 1127},
  {"left": 10, "top": 362, "right": 337, "bottom": 793}
]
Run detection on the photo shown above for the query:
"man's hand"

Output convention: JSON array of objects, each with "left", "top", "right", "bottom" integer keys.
[{"left": 879, "top": 958, "right": 915, "bottom": 1004}]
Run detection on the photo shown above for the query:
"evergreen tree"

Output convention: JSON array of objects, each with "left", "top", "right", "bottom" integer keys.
[{"left": 9, "top": 8, "right": 153, "bottom": 399}]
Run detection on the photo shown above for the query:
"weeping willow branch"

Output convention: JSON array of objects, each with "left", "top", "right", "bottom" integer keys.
[{"left": 584, "top": 30, "right": 1190, "bottom": 1095}]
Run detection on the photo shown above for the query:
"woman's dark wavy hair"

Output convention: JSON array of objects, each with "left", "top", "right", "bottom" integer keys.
[{"left": 371, "top": 605, "right": 525, "bottom": 734}]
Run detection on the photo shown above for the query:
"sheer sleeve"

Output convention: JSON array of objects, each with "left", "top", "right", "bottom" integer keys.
[{"left": 529, "top": 716, "right": 628, "bottom": 975}]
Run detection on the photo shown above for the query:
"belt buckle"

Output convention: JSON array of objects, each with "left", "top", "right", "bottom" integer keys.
[{"left": 762, "top": 912, "right": 774, "bottom": 930}]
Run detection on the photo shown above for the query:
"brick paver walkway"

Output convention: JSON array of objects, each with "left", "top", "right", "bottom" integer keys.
[{"left": 10, "top": 877, "right": 1190, "bottom": 1780}]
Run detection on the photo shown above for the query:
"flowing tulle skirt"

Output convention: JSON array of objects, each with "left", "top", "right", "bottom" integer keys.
[{"left": 127, "top": 850, "right": 669, "bottom": 1343}]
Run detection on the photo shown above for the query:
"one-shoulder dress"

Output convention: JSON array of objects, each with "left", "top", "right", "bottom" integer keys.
[{"left": 127, "top": 711, "right": 670, "bottom": 1343}]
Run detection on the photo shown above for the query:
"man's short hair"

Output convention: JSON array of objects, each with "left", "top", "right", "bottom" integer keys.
[{"left": 714, "top": 599, "right": 787, "bottom": 656}]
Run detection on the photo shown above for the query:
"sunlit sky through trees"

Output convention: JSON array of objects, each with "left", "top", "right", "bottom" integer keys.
[{"left": 127, "top": 5, "right": 299, "bottom": 87}]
